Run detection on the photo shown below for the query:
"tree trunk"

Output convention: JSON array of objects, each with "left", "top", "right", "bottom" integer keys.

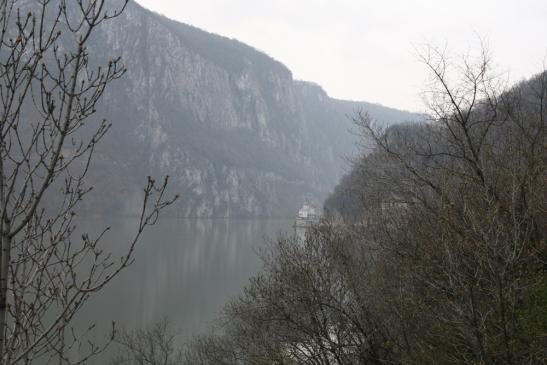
[{"left": 0, "top": 223, "right": 11, "bottom": 365}]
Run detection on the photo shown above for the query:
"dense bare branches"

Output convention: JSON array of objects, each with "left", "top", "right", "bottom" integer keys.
[
  {"left": 351, "top": 46, "right": 547, "bottom": 364},
  {"left": 110, "top": 320, "right": 183, "bottom": 365},
  {"left": 180, "top": 224, "right": 399, "bottom": 365}
]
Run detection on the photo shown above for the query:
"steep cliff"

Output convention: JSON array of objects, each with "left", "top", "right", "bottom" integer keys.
[{"left": 82, "top": 2, "right": 418, "bottom": 217}]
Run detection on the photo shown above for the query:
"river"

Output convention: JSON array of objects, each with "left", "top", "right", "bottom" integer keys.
[{"left": 72, "top": 217, "right": 294, "bottom": 361}]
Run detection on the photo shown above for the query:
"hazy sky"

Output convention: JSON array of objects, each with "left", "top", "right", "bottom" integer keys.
[{"left": 137, "top": 0, "right": 546, "bottom": 112}]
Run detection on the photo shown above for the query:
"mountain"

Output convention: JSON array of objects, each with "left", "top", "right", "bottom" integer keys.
[{"left": 81, "top": 1, "right": 419, "bottom": 218}]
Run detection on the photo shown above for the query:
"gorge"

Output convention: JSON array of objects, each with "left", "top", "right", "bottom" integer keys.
[{"left": 81, "top": 1, "right": 419, "bottom": 217}]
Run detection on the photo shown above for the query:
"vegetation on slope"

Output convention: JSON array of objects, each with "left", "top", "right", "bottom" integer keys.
[{"left": 114, "top": 48, "right": 547, "bottom": 365}]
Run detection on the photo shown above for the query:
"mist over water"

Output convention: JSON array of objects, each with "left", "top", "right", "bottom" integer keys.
[{"left": 72, "top": 218, "right": 293, "bottom": 359}]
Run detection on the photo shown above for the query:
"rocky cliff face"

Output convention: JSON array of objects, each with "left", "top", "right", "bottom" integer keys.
[{"left": 82, "top": 2, "right": 417, "bottom": 217}]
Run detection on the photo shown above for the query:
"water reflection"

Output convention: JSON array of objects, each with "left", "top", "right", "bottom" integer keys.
[{"left": 75, "top": 218, "right": 292, "bottom": 349}]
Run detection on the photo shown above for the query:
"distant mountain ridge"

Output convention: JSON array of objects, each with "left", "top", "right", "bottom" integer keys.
[{"left": 80, "top": 1, "right": 419, "bottom": 217}]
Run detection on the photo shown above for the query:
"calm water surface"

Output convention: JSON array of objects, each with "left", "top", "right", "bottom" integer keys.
[{"left": 74, "top": 218, "right": 293, "bottom": 354}]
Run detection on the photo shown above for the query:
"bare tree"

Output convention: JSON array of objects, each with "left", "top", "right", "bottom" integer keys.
[
  {"left": 355, "top": 45, "right": 547, "bottom": 364},
  {"left": 182, "top": 224, "right": 398, "bottom": 365},
  {"left": 0, "top": 1, "right": 177, "bottom": 364},
  {"left": 110, "top": 319, "right": 183, "bottom": 365}
]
